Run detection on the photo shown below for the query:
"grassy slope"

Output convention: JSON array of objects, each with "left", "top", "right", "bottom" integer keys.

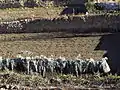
[
  {"left": 0, "top": 7, "right": 120, "bottom": 22},
  {"left": 0, "top": 7, "right": 63, "bottom": 22}
]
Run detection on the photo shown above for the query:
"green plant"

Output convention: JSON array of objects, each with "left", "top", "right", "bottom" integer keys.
[{"left": 86, "top": 2, "right": 98, "bottom": 13}]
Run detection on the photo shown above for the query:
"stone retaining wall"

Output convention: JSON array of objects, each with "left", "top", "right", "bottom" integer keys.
[{"left": 0, "top": 15, "right": 119, "bottom": 34}]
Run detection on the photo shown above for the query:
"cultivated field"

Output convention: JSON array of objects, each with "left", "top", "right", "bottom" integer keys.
[
  {"left": 0, "top": 32, "right": 104, "bottom": 59},
  {"left": 0, "top": 6, "right": 119, "bottom": 89}
]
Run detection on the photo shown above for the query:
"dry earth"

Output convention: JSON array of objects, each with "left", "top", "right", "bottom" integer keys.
[{"left": 0, "top": 32, "right": 105, "bottom": 59}]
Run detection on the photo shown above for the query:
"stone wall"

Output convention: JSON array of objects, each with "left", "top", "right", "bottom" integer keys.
[{"left": 0, "top": 15, "right": 120, "bottom": 34}]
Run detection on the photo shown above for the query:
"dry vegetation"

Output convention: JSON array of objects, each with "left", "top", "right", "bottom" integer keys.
[
  {"left": 0, "top": 7, "right": 63, "bottom": 22},
  {"left": 0, "top": 71, "right": 120, "bottom": 89},
  {"left": 0, "top": 5, "right": 119, "bottom": 22}
]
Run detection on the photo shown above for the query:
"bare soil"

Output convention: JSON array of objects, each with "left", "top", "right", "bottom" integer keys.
[{"left": 0, "top": 32, "right": 104, "bottom": 59}]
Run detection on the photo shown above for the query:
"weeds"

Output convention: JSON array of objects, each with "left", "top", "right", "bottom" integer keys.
[{"left": 1, "top": 71, "right": 120, "bottom": 89}]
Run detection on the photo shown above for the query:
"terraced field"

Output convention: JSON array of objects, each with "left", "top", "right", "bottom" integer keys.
[
  {"left": 0, "top": 6, "right": 120, "bottom": 89},
  {"left": 0, "top": 32, "right": 105, "bottom": 60}
]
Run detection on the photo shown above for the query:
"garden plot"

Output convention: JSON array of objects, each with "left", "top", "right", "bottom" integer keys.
[{"left": 0, "top": 33, "right": 104, "bottom": 59}]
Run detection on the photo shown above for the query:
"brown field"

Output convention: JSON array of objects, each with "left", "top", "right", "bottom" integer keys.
[
  {"left": 0, "top": 7, "right": 63, "bottom": 22},
  {"left": 0, "top": 32, "right": 105, "bottom": 59}
]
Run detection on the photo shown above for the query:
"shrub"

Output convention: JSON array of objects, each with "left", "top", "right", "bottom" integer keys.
[
  {"left": 0, "top": 0, "right": 21, "bottom": 9},
  {"left": 24, "top": 0, "right": 38, "bottom": 8}
]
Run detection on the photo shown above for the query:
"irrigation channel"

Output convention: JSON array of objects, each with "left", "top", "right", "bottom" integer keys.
[{"left": 0, "top": 55, "right": 110, "bottom": 77}]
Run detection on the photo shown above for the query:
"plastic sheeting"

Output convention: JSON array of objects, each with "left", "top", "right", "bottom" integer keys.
[
  {"left": 94, "top": 3, "right": 120, "bottom": 11},
  {"left": 0, "top": 56, "right": 110, "bottom": 77}
]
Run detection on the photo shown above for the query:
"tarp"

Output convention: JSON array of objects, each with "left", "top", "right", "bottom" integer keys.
[{"left": 94, "top": 2, "right": 120, "bottom": 11}]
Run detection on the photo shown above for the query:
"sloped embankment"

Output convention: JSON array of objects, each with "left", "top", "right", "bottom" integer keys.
[{"left": 0, "top": 15, "right": 120, "bottom": 34}]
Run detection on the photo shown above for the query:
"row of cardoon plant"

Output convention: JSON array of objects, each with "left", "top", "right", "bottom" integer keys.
[{"left": 0, "top": 55, "right": 110, "bottom": 77}]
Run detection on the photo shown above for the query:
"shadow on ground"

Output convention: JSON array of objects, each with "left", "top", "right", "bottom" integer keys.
[
  {"left": 95, "top": 33, "right": 120, "bottom": 74},
  {"left": 60, "top": 4, "right": 88, "bottom": 15}
]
